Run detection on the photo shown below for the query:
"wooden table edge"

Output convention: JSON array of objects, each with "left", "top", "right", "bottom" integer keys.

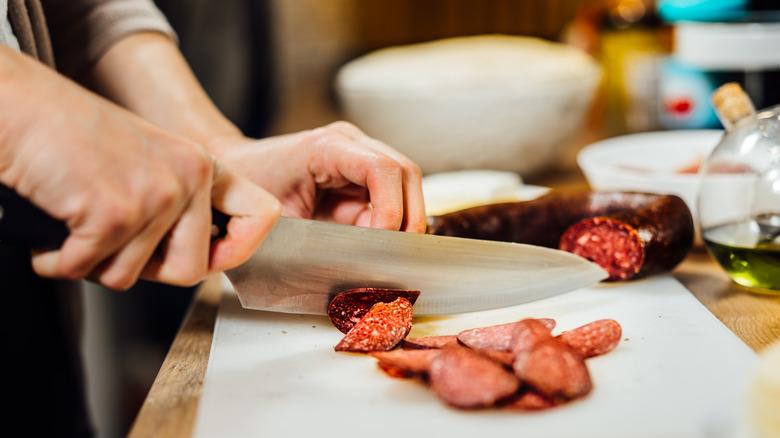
[{"left": 129, "top": 275, "right": 222, "bottom": 438}]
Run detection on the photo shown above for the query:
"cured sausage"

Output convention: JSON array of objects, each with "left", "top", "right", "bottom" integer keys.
[
  {"left": 401, "top": 335, "right": 460, "bottom": 350},
  {"left": 328, "top": 288, "right": 420, "bottom": 334},
  {"left": 427, "top": 191, "right": 694, "bottom": 281},
  {"left": 457, "top": 318, "right": 555, "bottom": 352},
  {"left": 557, "top": 319, "right": 622, "bottom": 358},
  {"left": 334, "top": 298, "right": 413, "bottom": 353},
  {"left": 513, "top": 338, "right": 592, "bottom": 400},
  {"left": 370, "top": 349, "right": 441, "bottom": 378},
  {"left": 429, "top": 347, "right": 519, "bottom": 409}
]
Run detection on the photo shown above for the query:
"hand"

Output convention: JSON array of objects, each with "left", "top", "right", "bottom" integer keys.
[
  {"left": 0, "top": 48, "right": 280, "bottom": 289},
  {"left": 211, "top": 122, "right": 426, "bottom": 233}
]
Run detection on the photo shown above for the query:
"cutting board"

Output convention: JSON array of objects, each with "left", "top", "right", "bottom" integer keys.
[{"left": 194, "top": 275, "right": 757, "bottom": 438}]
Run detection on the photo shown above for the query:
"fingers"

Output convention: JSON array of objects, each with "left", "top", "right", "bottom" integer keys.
[
  {"left": 364, "top": 157, "right": 405, "bottom": 230},
  {"left": 88, "top": 207, "right": 178, "bottom": 290},
  {"left": 31, "top": 198, "right": 146, "bottom": 281},
  {"left": 309, "top": 121, "right": 426, "bottom": 232},
  {"left": 140, "top": 178, "right": 212, "bottom": 286},
  {"left": 208, "top": 163, "right": 281, "bottom": 272},
  {"left": 365, "top": 138, "right": 427, "bottom": 233}
]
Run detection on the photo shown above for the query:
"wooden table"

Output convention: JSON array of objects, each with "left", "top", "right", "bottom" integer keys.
[{"left": 129, "top": 171, "right": 780, "bottom": 438}]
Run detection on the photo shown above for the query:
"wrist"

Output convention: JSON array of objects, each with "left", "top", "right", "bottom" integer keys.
[{"left": 203, "top": 133, "right": 252, "bottom": 159}]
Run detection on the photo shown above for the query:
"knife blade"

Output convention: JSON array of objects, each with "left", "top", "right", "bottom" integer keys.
[
  {"left": 0, "top": 184, "right": 608, "bottom": 315},
  {"left": 226, "top": 217, "right": 608, "bottom": 315}
]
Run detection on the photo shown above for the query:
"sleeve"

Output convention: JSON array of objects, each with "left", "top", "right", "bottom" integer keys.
[{"left": 42, "top": 0, "right": 177, "bottom": 77}]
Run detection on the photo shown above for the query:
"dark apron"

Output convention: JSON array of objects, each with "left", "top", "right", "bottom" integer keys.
[{"left": 0, "top": 243, "right": 93, "bottom": 437}]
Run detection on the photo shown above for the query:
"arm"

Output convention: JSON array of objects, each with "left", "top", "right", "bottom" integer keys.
[
  {"left": 85, "top": 32, "right": 427, "bottom": 232},
  {"left": 82, "top": 32, "right": 241, "bottom": 149},
  {"left": 0, "top": 46, "right": 278, "bottom": 289}
]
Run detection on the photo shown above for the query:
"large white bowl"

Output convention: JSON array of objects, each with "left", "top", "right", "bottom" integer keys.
[
  {"left": 336, "top": 35, "right": 601, "bottom": 176},
  {"left": 577, "top": 130, "right": 724, "bottom": 221}
]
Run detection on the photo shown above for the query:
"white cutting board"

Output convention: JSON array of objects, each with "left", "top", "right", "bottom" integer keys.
[{"left": 194, "top": 275, "right": 757, "bottom": 438}]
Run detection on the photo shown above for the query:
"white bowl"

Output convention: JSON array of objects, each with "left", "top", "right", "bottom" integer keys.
[
  {"left": 422, "top": 170, "right": 549, "bottom": 216},
  {"left": 577, "top": 130, "right": 724, "bottom": 221},
  {"left": 336, "top": 35, "right": 601, "bottom": 176}
]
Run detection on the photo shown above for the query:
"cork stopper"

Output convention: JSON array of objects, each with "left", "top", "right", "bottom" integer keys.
[{"left": 712, "top": 83, "right": 756, "bottom": 131}]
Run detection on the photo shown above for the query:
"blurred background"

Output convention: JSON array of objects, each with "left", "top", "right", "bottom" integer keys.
[{"left": 80, "top": 0, "right": 780, "bottom": 436}]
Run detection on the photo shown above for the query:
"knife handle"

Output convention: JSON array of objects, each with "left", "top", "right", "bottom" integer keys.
[{"left": 0, "top": 184, "right": 229, "bottom": 250}]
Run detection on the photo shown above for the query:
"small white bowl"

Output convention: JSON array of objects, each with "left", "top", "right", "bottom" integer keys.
[{"left": 577, "top": 130, "right": 724, "bottom": 221}]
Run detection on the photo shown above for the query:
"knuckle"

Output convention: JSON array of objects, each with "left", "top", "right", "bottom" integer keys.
[
  {"left": 98, "top": 202, "right": 135, "bottom": 235},
  {"left": 308, "top": 126, "right": 341, "bottom": 146},
  {"left": 153, "top": 178, "right": 182, "bottom": 209},
  {"left": 373, "top": 154, "right": 402, "bottom": 175},
  {"left": 186, "top": 149, "right": 214, "bottom": 186},
  {"left": 327, "top": 120, "right": 359, "bottom": 134}
]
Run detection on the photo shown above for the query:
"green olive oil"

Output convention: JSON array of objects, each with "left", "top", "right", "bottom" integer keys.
[{"left": 703, "top": 221, "right": 780, "bottom": 292}]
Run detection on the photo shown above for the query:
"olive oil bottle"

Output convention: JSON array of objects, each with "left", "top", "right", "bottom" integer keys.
[
  {"left": 704, "top": 221, "right": 780, "bottom": 292},
  {"left": 702, "top": 83, "right": 780, "bottom": 292}
]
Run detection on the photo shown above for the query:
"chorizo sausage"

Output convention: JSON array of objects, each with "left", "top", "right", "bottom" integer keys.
[{"left": 427, "top": 191, "right": 694, "bottom": 281}]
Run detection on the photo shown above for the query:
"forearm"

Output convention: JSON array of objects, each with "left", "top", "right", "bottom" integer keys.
[
  {"left": 0, "top": 47, "right": 56, "bottom": 180},
  {"left": 83, "top": 32, "right": 242, "bottom": 151}
]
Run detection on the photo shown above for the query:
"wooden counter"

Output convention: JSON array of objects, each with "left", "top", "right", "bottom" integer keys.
[{"left": 129, "top": 171, "right": 780, "bottom": 438}]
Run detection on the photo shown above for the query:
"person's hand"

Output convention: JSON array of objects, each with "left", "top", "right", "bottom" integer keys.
[
  {"left": 0, "top": 47, "right": 280, "bottom": 290},
  {"left": 209, "top": 122, "right": 426, "bottom": 233}
]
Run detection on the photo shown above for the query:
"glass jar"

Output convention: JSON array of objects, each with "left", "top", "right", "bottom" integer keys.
[{"left": 698, "top": 103, "right": 780, "bottom": 291}]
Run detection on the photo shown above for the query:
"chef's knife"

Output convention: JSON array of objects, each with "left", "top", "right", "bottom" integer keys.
[
  {"left": 225, "top": 217, "right": 608, "bottom": 315},
  {"left": 0, "top": 184, "right": 609, "bottom": 315}
]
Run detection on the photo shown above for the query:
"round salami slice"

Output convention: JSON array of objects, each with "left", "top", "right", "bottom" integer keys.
[
  {"left": 478, "top": 350, "right": 516, "bottom": 367},
  {"left": 429, "top": 347, "right": 519, "bottom": 409},
  {"left": 557, "top": 319, "right": 622, "bottom": 358},
  {"left": 458, "top": 318, "right": 555, "bottom": 352},
  {"left": 328, "top": 288, "right": 420, "bottom": 334},
  {"left": 334, "top": 297, "right": 413, "bottom": 353},
  {"left": 513, "top": 338, "right": 592, "bottom": 401},
  {"left": 401, "top": 335, "right": 460, "bottom": 350},
  {"left": 510, "top": 319, "right": 556, "bottom": 354},
  {"left": 370, "top": 349, "right": 441, "bottom": 378}
]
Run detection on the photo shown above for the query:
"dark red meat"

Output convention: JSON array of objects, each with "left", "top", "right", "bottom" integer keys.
[
  {"left": 427, "top": 191, "right": 694, "bottom": 281},
  {"left": 513, "top": 338, "right": 592, "bottom": 401},
  {"left": 328, "top": 288, "right": 420, "bottom": 334},
  {"left": 370, "top": 349, "right": 441, "bottom": 378},
  {"left": 429, "top": 347, "right": 519, "bottom": 409},
  {"left": 334, "top": 298, "right": 413, "bottom": 353},
  {"left": 557, "top": 319, "right": 622, "bottom": 358},
  {"left": 401, "top": 335, "right": 460, "bottom": 350},
  {"left": 457, "top": 318, "right": 555, "bottom": 352}
]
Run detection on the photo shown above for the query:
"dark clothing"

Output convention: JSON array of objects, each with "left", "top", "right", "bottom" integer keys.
[{"left": 1, "top": 245, "right": 92, "bottom": 436}]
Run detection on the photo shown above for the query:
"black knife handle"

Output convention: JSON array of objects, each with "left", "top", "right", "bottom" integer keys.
[{"left": 0, "top": 184, "right": 229, "bottom": 250}]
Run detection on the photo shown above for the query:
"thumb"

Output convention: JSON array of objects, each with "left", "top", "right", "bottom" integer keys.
[{"left": 209, "top": 161, "right": 281, "bottom": 272}]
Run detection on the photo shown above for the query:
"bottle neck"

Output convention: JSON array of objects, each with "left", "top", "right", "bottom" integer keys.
[{"left": 712, "top": 83, "right": 756, "bottom": 132}]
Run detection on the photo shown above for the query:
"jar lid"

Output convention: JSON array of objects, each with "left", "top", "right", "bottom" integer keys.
[{"left": 674, "top": 21, "right": 780, "bottom": 69}]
